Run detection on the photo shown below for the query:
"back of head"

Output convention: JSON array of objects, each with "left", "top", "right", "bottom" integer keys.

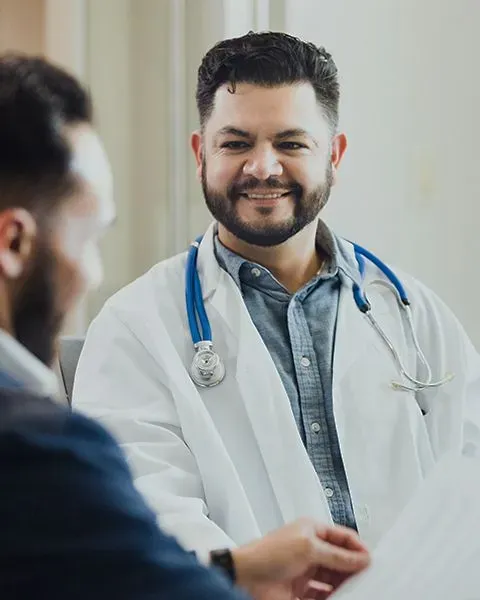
[
  {"left": 0, "top": 53, "right": 93, "bottom": 216},
  {"left": 0, "top": 55, "right": 111, "bottom": 368},
  {"left": 196, "top": 31, "right": 339, "bottom": 132}
]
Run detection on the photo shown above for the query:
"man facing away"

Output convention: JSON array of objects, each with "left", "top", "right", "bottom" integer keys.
[
  {"left": 74, "top": 32, "right": 480, "bottom": 554},
  {"left": 0, "top": 54, "right": 369, "bottom": 599}
]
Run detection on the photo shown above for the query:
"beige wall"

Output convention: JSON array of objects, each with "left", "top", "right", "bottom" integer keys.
[{"left": 0, "top": 0, "right": 45, "bottom": 54}]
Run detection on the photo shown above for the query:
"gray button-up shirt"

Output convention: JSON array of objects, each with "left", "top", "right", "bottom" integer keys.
[{"left": 214, "top": 222, "right": 359, "bottom": 529}]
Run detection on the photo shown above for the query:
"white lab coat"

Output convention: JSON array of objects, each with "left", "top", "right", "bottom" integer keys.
[{"left": 73, "top": 222, "right": 480, "bottom": 554}]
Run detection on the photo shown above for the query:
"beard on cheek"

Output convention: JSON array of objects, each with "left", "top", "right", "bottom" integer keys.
[{"left": 13, "top": 244, "right": 65, "bottom": 367}]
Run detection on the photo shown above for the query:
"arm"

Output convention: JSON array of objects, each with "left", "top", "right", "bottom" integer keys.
[
  {"left": 73, "top": 304, "right": 235, "bottom": 553},
  {"left": 0, "top": 394, "right": 247, "bottom": 600}
]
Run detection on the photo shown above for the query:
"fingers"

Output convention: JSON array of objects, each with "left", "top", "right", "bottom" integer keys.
[
  {"left": 318, "top": 524, "right": 370, "bottom": 554},
  {"left": 308, "top": 580, "right": 333, "bottom": 593},
  {"left": 311, "top": 538, "right": 371, "bottom": 573},
  {"left": 297, "top": 578, "right": 334, "bottom": 600}
]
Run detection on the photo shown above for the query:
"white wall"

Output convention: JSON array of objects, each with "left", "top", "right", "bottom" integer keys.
[{"left": 284, "top": 0, "right": 480, "bottom": 346}]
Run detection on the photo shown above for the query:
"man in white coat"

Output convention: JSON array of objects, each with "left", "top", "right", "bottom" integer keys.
[{"left": 73, "top": 32, "right": 480, "bottom": 555}]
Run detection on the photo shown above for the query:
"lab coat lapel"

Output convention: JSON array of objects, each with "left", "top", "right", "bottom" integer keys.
[
  {"left": 331, "top": 258, "right": 393, "bottom": 446},
  {"left": 198, "top": 225, "right": 332, "bottom": 525},
  {"left": 333, "top": 240, "right": 381, "bottom": 387}
]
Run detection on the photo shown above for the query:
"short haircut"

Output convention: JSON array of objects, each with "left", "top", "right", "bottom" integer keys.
[
  {"left": 0, "top": 53, "right": 93, "bottom": 215},
  {"left": 196, "top": 31, "right": 339, "bottom": 132}
]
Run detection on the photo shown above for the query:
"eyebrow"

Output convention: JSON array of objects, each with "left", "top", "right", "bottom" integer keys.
[
  {"left": 216, "top": 126, "right": 251, "bottom": 138},
  {"left": 276, "top": 128, "right": 316, "bottom": 142},
  {"left": 216, "top": 126, "right": 319, "bottom": 146}
]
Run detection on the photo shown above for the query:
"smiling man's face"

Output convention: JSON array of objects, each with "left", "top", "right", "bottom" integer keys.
[{"left": 192, "top": 82, "right": 343, "bottom": 247}]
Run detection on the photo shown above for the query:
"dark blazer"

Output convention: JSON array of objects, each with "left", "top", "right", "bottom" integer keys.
[{"left": 0, "top": 385, "right": 248, "bottom": 600}]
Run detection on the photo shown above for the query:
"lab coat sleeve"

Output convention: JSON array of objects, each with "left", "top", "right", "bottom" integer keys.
[
  {"left": 460, "top": 334, "right": 480, "bottom": 457},
  {"left": 72, "top": 304, "right": 236, "bottom": 555}
]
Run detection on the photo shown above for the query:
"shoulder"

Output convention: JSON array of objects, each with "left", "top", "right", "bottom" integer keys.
[
  {"left": 364, "top": 262, "right": 476, "bottom": 360},
  {"left": 386, "top": 267, "right": 457, "bottom": 323},
  {"left": 0, "top": 390, "right": 245, "bottom": 600},
  {"left": 0, "top": 389, "right": 126, "bottom": 468},
  {"left": 98, "top": 251, "right": 188, "bottom": 324},
  {"left": 0, "top": 388, "right": 148, "bottom": 535}
]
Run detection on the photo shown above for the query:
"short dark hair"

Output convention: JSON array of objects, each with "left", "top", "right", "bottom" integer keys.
[
  {"left": 0, "top": 53, "right": 93, "bottom": 215},
  {"left": 196, "top": 31, "right": 339, "bottom": 132}
]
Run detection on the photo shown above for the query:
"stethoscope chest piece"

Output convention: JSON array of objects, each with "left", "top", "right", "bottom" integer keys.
[{"left": 190, "top": 341, "right": 226, "bottom": 388}]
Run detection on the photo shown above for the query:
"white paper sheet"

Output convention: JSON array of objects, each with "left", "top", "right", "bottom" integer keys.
[{"left": 332, "top": 455, "right": 480, "bottom": 600}]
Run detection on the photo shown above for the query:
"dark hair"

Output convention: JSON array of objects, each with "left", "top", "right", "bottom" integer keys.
[
  {"left": 196, "top": 31, "right": 339, "bottom": 132},
  {"left": 0, "top": 53, "right": 93, "bottom": 215}
]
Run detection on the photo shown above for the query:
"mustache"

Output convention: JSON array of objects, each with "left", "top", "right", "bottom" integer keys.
[{"left": 228, "top": 177, "right": 303, "bottom": 197}]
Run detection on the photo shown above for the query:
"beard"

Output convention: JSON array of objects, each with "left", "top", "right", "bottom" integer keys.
[
  {"left": 13, "top": 241, "right": 63, "bottom": 367},
  {"left": 201, "top": 159, "right": 333, "bottom": 247}
]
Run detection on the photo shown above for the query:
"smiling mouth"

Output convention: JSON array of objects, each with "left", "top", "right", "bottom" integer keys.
[{"left": 239, "top": 191, "right": 291, "bottom": 199}]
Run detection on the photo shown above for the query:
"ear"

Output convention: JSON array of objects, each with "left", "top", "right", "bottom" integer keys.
[
  {"left": 0, "top": 208, "right": 37, "bottom": 279},
  {"left": 330, "top": 133, "right": 348, "bottom": 186},
  {"left": 191, "top": 130, "right": 203, "bottom": 181}
]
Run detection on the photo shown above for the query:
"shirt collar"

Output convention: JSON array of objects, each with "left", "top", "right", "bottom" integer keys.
[
  {"left": 214, "top": 220, "right": 361, "bottom": 289},
  {"left": 0, "top": 329, "right": 59, "bottom": 397}
]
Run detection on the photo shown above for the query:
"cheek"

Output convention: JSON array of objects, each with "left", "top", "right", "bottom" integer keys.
[
  {"left": 56, "top": 241, "right": 103, "bottom": 311},
  {"left": 77, "top": 241, "right": 103, "bottom": 290},
  {"left": 207, "top": 155, "right": 241, "bottom": 187},
  {"left": 57, "top": 223, "right": 104, "bottom": 291},
  {"left": 295, "top": 160, "right": 329, "bottom": 188},
  {"left": 54, "top": 256, "right": 86, "bottom": 313}
]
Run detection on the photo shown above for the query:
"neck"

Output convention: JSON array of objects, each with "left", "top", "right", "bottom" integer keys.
[{"left": 218, "top": 221, "right": 324, "bottom": 293}]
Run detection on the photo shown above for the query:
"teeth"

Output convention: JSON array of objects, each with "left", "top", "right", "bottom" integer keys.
[{"left": 246, "top": 193, "right": 286, "bottom": 199}]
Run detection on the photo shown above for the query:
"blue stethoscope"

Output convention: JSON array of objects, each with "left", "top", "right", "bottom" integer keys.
[{"left": 186, "top": 236, "right": 454, "bottom": 392}]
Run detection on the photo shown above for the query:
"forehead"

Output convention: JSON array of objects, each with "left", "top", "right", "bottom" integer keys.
[
  {"left": 65, "top": 124, "right": 115, "bottom": 225},
  {"left": 206, "top": 82, "right": 330, "bottom": 140}
]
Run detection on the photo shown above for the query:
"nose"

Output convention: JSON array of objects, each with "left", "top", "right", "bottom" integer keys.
[{"left": 243, "top": 145, "right": 283, "bottom": 180}]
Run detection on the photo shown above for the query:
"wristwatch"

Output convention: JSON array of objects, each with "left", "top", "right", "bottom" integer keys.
[{"left": 209, "top": 548, "right": 236, "bottom": 582}]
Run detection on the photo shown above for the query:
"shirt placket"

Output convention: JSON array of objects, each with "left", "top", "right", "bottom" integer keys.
[{"left": 287, "top": 294, "right": 349, "bottom": 527}]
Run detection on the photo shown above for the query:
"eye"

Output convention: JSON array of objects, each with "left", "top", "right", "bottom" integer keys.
[
  {"left": 278, "top": 141, "right": 307, "bottom": 150},
  {"left": 221, "top": 141, "right": 250, "bottom": 150}
]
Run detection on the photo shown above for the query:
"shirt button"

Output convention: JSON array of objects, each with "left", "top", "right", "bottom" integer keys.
[
  {"left": 324, "top": 487, "right": 334, "bottom": 498},
  {"left": 311, "top": 422, "right": 321, "bottom": 433},
  {"left": 251, "top": 267, "right": 261, "bottom": 278},
  {"left": 300, "top": 356, "right": 311, "bottom": 367}
]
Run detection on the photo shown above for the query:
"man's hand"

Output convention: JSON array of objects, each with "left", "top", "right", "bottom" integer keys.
[{"left": 231, "top": 518, "right": 370, "bottom": 600}]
